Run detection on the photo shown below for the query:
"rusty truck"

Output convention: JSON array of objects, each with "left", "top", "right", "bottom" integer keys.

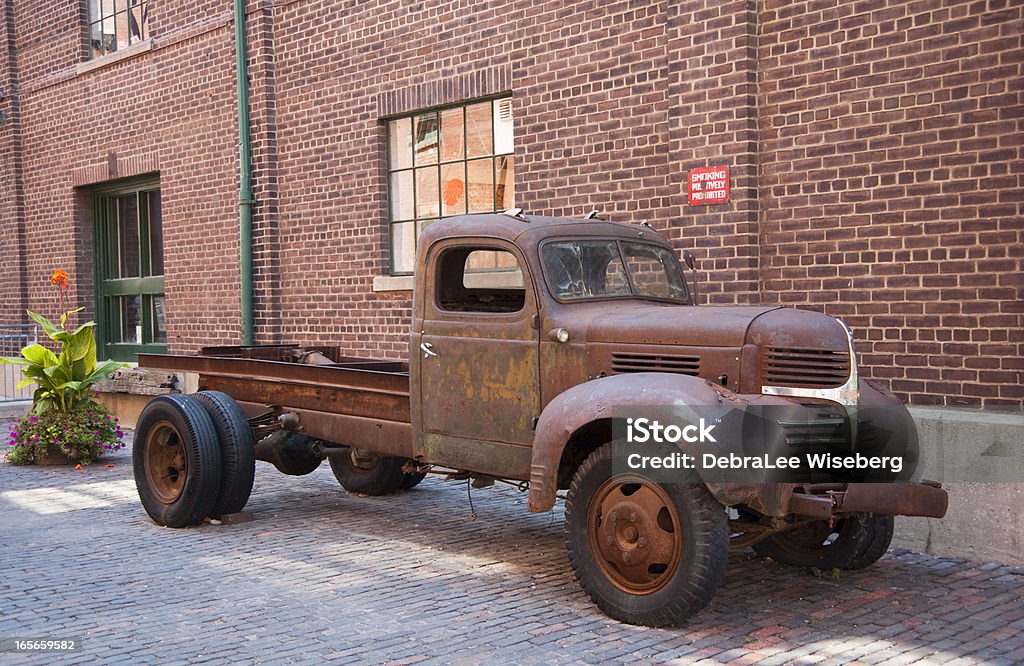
[{"left": 133, "top": 211, "right": 948, "bottom": 627}]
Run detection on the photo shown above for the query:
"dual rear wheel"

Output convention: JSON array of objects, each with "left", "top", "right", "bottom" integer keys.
[{"left": 133, "top": 392, "right": 255, "bottom": 527}]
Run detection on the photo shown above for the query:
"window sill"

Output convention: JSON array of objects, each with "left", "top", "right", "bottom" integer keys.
[
  {"left": 372, "top": 275, "right": 415, "bottom": 292},
  {"left": 77, "top": 39, "right": 154, "bottom": 76}
]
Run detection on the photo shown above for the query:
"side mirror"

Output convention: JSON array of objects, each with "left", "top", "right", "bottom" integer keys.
[
  {"left": 683, "top": 250, "right": 696, "bottom": 271},
  {"left": 682, "top": 251, "right": 699, "bottom": 305}
]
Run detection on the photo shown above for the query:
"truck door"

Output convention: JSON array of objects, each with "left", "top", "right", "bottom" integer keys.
[{"left": 416, "top": 240, "right": 540, "bottom": 479}]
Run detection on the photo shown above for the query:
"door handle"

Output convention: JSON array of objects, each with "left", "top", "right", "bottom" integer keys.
[{"left": 420, "top": 342, "right": 438, "bottom": 358}]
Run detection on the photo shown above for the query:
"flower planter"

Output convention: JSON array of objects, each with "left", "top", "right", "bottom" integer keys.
[{"left": 35, "top": 443, "right": 74, "bottom": 466}]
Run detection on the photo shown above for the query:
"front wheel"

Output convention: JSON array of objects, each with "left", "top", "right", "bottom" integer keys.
[{"left": 565, "top": 443, "right": 729, "bottom": 627}]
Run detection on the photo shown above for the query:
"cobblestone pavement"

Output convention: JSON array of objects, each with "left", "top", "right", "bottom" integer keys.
[{"left": 2, "top": 430, "right": 1023, "bottom": 666}]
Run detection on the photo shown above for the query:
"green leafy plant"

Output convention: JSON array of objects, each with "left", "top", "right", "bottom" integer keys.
[
  {"left": 0, "top": 269, "right": 124, "bottom": 415},
  {"left": 5, "top": 404, "right": 125, "bottom": 466}
]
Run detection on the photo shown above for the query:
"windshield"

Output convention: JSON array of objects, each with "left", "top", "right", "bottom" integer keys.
[{"left": 541, "top": 239, "right": 689, "bottom": 303}]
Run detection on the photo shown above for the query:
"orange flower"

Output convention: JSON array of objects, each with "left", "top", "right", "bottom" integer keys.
[{"left": 49, "top": 269, "right": 70, "bottom": 289}]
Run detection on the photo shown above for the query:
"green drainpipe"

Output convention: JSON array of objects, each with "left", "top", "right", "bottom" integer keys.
[{"left": 234, "top": 0, "right": 254, "bottom": 345}]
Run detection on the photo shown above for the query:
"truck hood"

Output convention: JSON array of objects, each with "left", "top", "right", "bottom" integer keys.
[{"left": 566, "top": 302, "right": 782, "bottom": 347}]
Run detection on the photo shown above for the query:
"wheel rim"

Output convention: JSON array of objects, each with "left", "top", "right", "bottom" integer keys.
[
  {"left": 144, "top": 420, "right": 188, "bottom": 505},
  {"left": 587, "top": 475, "right": 682, "bottom": 595},
  {"left": 345, "top": 449, "right": 380, "bottom": 476}
]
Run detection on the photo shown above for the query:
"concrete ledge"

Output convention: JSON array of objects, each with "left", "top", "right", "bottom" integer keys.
[
  {"left": 76, "top": 39, "right": 153, "bottom": 75},
  {"left": 892, "top": 407, "right": 1024, "bottom": 566},
  {"left": 372, "top": 275, "right": 414, "bottom": 292}
]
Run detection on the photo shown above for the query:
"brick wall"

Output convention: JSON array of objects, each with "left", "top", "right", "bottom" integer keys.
[
  {"left": 758, "top": 0, "right": 1023, "bottom": 405},
  {"left": 0, "top": 0, "right": 1019, "bottom": 405}
]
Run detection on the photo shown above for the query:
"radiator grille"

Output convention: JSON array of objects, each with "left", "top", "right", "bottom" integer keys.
[
  {"left": 610, "top": 352, "right": 701, "bottom": 375},
  {"left": 764, "top": 347, "right": 850, "bottom": 388}
]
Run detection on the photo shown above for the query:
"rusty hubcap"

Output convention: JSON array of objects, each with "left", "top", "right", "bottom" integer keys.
[
  {"left": 144, "top": 420, "right": 187, "bottom": 505},
  {"left": 588, "top": 476, "right": 681, "bottom": 595}
]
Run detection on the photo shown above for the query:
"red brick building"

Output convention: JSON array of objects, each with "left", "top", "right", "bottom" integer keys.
[{"left": 0, "top": 0, "right": 1020, "bottom": 406}]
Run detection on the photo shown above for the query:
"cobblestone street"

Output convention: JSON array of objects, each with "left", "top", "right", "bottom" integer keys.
[{"left": 2, "top": 431, "right": 1023, "bottom": 665}]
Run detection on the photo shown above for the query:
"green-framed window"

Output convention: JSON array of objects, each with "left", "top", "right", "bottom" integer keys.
[
  {"left": 386, "top": 97, "right": 515, "bottom": 274},
  {"left": 89, "top": 0, "right": 150, "bottom": 59},
  {"left": 93, "top": 179, "right": 166, "bottom": 361}
]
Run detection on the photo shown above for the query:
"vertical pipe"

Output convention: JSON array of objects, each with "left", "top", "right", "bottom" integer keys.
[{"left": 234, "top": 0, "right": 254, "bottom": 345}]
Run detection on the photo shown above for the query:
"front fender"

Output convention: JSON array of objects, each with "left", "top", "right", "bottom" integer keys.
[{"left": 528, "top": 373, "right": 742, "bottom": 512}]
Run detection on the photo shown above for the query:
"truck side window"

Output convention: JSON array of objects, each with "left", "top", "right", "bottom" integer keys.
[{"left": 436, "top": 247, "right": 526, "bottom": 313}]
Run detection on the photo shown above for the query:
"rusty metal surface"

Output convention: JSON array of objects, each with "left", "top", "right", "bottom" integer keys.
[
  {"left": 587, "top": 342, "right": 744, "bottom": 393},
  {"left": 786, "top": 492, "right": 836, "bottom": 519},
  {"left": 839, "top": 483, "right": 949, "bottom": 518},
  {"left": 589, "top": 477, "right": 682, "bottom": 594},
  {"left": 528, "top": 373, "right": 738, "bottom": 512},
  {"left": 139, "top": 353, "right": 410, "bottom": 395}
]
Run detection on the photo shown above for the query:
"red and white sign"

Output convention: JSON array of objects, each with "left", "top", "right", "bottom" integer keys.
[{"left": 688, "top": 166, "right": 730, "bottom": 205}]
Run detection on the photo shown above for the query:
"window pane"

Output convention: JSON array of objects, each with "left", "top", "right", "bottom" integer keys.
[
  {"left": 147, "top": 190, "right": 163, "bottom": 276},
  {"left": 390, "top": 170, "right": 414, "bottom": 221},
  {"left": 392, "top": 221, "right": 416, "bottom": 273},
  {"left": 495, "top": 155, "right": 515, "bottom": 210},
  {"left": 115, "top": 11, "right": 130, "bottom": 52},
  {"left": 465, "top": 102, "right": 491, "bottom": 158},
  {"left": 100, "top": 14, "right": 116, "bottom": 54},
  {"left": 128, "top": 3, "right": 146, "bottom": 43},
  {"left": 151, "top": 295, "right": 167, "bottom": 344},
  {"left": 413, "top": 113, "right": 438, "bottom": 166},
  {"left": 117, "top": 194, "right": 140, "bottom": 278},
  {"left": 120, "top": 295, "right": 142, "bottom": 343},
  {"left": 493, "top": 99, "right": 514, "bottom": 155},
  {"left": 90, "top": 22, "right": 107, "bottom": 58},
  {"left": 466, "top": 158, "right": 493, "bottom": 213},
  {"left": 622, "top": 242, "right": 688, "bottom": 301},
  {"left": 440, "top": 108, "right": 464, "bottom": 162},
  {"left": 415, "top": 167, "right": 439, "bottom": 219},
  {"left": 388, "top": 117, "right": 412, "bottom": 170},
  {"left": 542, "top": 240, "right": 628, "bottom": 301},
  {"left": 440, "top": 162, "right": 466, "bottom": 216},
  {"left": 416, "top": 218, "right": 435, "bottom": 240}
]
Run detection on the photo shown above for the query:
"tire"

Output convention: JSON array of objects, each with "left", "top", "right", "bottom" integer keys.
[
  {"left": 753, "top": 513, "right": 877, "bottom": 570},
  {"left": 133, "top": 394, "right": 223, "bottom": 528},
  {"left": 194, "top": 391, "right": 256, "bottom": 517},
  {"left": 848, "top": 514, "right": 894, "bottom": 569},
  {"left": 400, "top": 471, "right": 427, "bottom": 490},
  {"left": 565, "top": 443, "right": 729, "bottom": 627},
  {"left": 328, "top": 449, "right": 407, "bottom": 496}
]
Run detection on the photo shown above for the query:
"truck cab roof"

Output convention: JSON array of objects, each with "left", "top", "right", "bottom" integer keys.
[{"left": 418, "top": 213, "right": 668, "bottom": 251}]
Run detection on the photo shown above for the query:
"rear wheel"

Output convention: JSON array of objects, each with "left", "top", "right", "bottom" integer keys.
[
  {"left": 194, "top": 391, "right": 256, "bottom": 517},
  {"left": 328, "top": 449, "right": 409, "bottom": 496},
  {"left": 753, "top": 512, "right": 892, "bottom": 570},
  {"left": 133, "top": 394, "right": 222, "bottom": 527},
  {"left": 565, "top": 443, "right": 729, "bottom": 627}
]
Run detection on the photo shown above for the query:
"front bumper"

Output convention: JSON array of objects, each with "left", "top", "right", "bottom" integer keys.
[{"left": 788, "top": 481, "right": 949, "bottom": 519}]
